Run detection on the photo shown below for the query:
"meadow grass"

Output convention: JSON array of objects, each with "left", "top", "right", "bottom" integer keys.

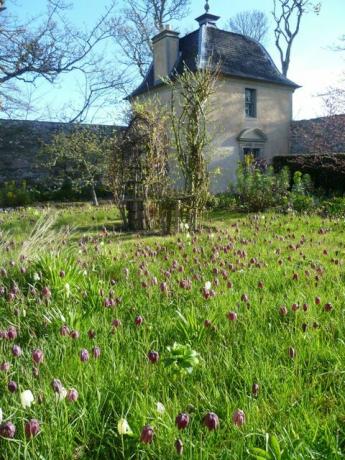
[{"left": 0, "top": 204, "right": 345, "bottom": 459}]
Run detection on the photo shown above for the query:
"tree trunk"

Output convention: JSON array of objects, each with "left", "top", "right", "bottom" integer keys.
[
  {"left": 91, "top": 185, "right": 99, "bottom": 206},
  {"left": 119, "top": 204, "right": 128, "bottom": 228}
]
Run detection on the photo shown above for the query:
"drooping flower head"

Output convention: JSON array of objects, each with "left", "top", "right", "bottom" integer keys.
[
  {"left": 203, "top": 412, "right": 219, "bottom": 431},
  {"left": 140, "top": 425, "right": 154, "bottom": 444},
  {"left": 20, "top": 390, "right": 34, "bottom": 408},
  {"left": 232, "top": 409, "right": 246, "bottom": 427},
  {"left": 25, "top": 419, "right": 40, "bottom": 438},
  {"left": 0, "top": 421, "right": 16, "bottom": 438}
]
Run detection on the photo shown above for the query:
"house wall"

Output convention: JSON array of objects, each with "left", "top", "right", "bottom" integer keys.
[{"left": 135, "top": 76, "right": 294, "bottom": 193}]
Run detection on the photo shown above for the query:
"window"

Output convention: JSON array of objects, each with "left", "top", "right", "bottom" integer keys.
[{"left": 245, "top": 88, "right": 257, "bottom": 118}]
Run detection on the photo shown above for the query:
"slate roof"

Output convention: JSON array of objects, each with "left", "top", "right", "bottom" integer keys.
[{"left": 129, "top": 23, "right": 299, "bottom": 99}]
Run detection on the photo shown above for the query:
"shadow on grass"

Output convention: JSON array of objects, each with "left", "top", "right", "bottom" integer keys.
[
  {"left": 70, "top": 210, "right": 247, "bottom": 244},
  {"left": 70, "top": 221, "right": 173, "bottom": 245},
  {"left": 205, "top": 210, "right": 248, "bottom": 222}
]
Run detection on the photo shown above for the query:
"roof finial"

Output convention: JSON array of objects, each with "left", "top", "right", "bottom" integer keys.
[{"left": 204, "top": 0, "right": 210, "bottom": 13}]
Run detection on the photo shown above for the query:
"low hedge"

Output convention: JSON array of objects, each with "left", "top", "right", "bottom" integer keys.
[{"left": 273, "top": 154, "right": 345, "bottom": 193}]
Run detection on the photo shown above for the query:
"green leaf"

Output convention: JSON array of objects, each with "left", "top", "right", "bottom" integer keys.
[
  {"left": 250, "top": 448, "right": 272, "bottom": 459},
  {"left": 269, "top": 435, "right": 281, "bottom": 460}
]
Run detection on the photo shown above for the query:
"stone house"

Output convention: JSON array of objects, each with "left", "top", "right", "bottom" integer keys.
[{"left": 129, "top": 8, "right": 299, "bottom": 192}]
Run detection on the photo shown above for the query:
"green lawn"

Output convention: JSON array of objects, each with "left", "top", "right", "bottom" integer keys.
[{"left": 0, "top": 204, "right": 345, "bottom": 459}]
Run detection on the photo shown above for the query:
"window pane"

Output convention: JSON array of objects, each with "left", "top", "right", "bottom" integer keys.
[{"left": 245, "top": 88, "right": 256, "bottom": 117}]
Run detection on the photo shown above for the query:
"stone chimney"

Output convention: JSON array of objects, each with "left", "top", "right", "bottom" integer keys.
[
  {"left": 195, "top": 13, "right": 220, "bottom": 28},
  {"left": 152, "top": 25, "right": 179, "bottom": 83}
]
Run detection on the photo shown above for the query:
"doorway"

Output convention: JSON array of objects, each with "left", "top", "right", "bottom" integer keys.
[{"left": 243, "top": 147, "right": 261, "bottom": 159}]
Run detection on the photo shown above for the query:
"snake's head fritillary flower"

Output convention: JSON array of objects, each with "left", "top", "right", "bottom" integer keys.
[
  {"left": 60, "top": 324, "right": 70, "bottom": 336},
  {"left": 7, "top": 326, "right": 17, "bottom": 340},
  {"left": 279, "top": 306, "right": 288, "bottom": 316},
  {"left": 117, "top": 418, "right": 133, "bottom": 435},
  {"left": 112, "top": 319, "right": 121, "bottom": 328},
  {"left": 12, "top": 344, "right": 22, "bottom": 357},
  {"left": 80, "top": 349, "right": 89, "bottom": 362},
  {"left": 324, "top": 303, "right": 333, "bottom": 312},
  {"left": 175, "top": 413, "right": 189, "bottom": 430},
  {"left": 204, "top": 281, "right": 212, "bottom": 291},
  {"left": 70, "top": 330, "right": 80, "bottom": 340},
  {"left": 148, "top": 351, "right": 159, "bottom": 363},
  {"left": 0, "top": 421, "right": 16, "bottom": 438},
  {"left": 51, "top": 379, "right": 63, "bottom": 394},
  {"left": 292, "top": 303, "right": 299, "bottom": 312},
  {"left": 67, "top": 388, "right": 79, "bottom": 402},
  {"left": 88, "top": 329, "right": 96, "bottom": 339},
  {"left": 175, "top": 438, "right": 183, "bottom": 455},
  {"left": 41, "top": 287, "right": 51, "bottom": 298},
  {"left": 203, "top": 412, "right": 219, "bottom": 430},
  {"left": 227, "top": 311, "right": 237, "bottom": 321},
  {"left": 156, "top": 402, "right": 165, "bottom": 414},
  {"left": 32, "top": 349, "right": 44, "bottom": 364},
  {"left": 8, "top": 381, "right": 17, "bottom": 393},
  {"left": 135, "top": 316, "right": 144, "bottom": 326},
  {"left": 241, "top": 293, "right": 249, "bottom": 303},
  {"left": 232, "top": 409, "right": 246, "bottom": 427},
  {"left": 252, "top": 383, "right": 259, "bottom": 397},
  {"left": 20, "top": 390, "right": 34, "bottom": 408},
  {"left": 288, "top": 347, "right": 296, "bottom": 359},
  {"left": 92, "top": 346, "right": 101, "bottom": 359},
  {"left": 140, "top": 425, "right": 154, "bottom": 444},
  {"left": 25, "top": 419, "right": 40, "bottom": 438},
  {"left": 51, "top": 379, "right": 67, "bottom": 401},
  {"left": 0, "top": 362, "right": 10, "bottom": 372}
]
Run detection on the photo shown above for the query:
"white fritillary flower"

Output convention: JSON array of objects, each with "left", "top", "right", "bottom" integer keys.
[
  {"left": 156, "top": 402, "right": 165, "bottom": 414},
  {"left": 20, "top": 390, "right": 34, "bottom": 408},
  {"left": 117, "top": 418, "right": 133, "bottom": 435},
  {"left": 204, "top": 281, "right": 212, "bottom": 291}
]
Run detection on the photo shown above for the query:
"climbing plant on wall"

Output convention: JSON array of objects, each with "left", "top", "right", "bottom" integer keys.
[{"left": 165, "top": 63, "right": 219, "bottom": 231}]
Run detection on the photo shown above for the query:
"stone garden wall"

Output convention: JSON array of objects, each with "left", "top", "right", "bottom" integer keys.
[
  {"left": 0, "top": 119, "right": 118, "bottom": 185},
  {"left": 1, "top": 115, "right": 344, "bottom": 187},
  {"left": 290, "top": 115, "right": 345, "bottom": 155}
]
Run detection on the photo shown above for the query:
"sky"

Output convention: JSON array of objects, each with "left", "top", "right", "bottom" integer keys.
[{"left": 4, "top": 0, "right": 345, "bottom": 123}]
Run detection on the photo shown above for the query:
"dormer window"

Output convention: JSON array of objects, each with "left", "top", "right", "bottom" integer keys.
[{"left": 245, "top": 88, "right": 257, "bottom": 118}]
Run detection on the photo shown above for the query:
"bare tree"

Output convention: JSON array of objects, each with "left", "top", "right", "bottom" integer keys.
[
  {"left": 41, "top": 127, "right": 115, "bottom": 206},
  {"left": 273, "top": 0, "right": 321, "bottom": 76},
  {"left": 319, "top": 36, "right": 345, "bottom": 116},
  {"left": 226, "top": 10, "right": 269, "bottom": 44},
  {"left": 110, "top": 0, "right": 190, "bottom": 79},
  {"left": 0, "top": 0, "right": 127, "bottom": 121},
  {"left": 320, "top": 85, "right": 345, "bottom": 116}
]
